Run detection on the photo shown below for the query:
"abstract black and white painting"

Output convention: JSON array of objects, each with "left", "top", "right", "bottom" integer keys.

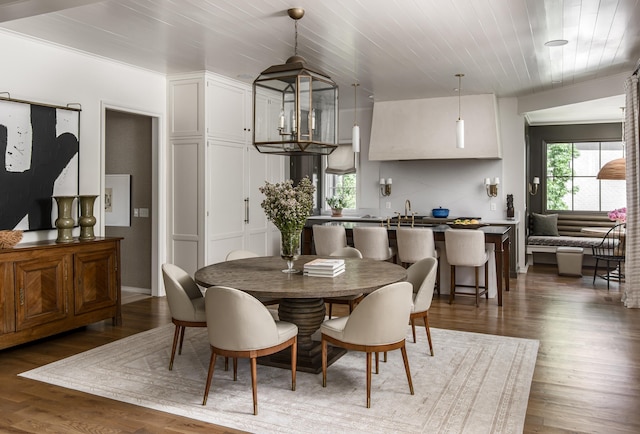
[{"left": 0, "top": 99, "right": 79, "bottom": 231}]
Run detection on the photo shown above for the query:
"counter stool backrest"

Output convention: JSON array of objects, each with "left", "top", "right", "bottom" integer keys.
[
  {"left": 313, "top": 225, "right": 348, "bottom": 256},
  {"left": 397, "top": 227, "right": 437, "bottom": 264},
  {"left": 353, "top": 226, "right": 395, "bottom": 261},
  {"left": 444, "top": 229, "right": 487, "bottom": 267}
]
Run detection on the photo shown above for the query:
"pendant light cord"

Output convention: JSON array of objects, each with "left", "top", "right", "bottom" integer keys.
[
  {"left": 353, "top": 83, "right": 359, "bottom": 125},
  {"left": 458, "top": 74, "right": 462, "bottom": 120}
]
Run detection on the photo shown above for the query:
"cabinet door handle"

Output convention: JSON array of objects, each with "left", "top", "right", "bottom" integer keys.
[
  {"left": 19, "top": 288, "right": 24, "bottom": 306},
  {"left": 244, "top": 197, "right": 250, "bottom": 224}
]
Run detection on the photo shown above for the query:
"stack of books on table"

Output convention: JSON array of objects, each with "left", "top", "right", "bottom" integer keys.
[{"left": 303, "top": 258, "right": 345, "bottom": 277}]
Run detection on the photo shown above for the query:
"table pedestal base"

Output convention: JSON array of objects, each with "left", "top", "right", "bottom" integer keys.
[{"left": 257, "top": 297, "right": 346, "bottom": 374}]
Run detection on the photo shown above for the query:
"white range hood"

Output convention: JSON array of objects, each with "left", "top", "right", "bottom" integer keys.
[{"left": 369, "top": 94, "right": 502, "bottom": 160}]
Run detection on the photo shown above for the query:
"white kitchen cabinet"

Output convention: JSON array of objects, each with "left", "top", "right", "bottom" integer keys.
[{"left": 168, "top": 72, "right": 284, "bottom": 271}]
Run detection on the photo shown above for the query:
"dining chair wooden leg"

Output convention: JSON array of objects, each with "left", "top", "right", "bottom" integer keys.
[
  {"left": 250, "top": 357, "right": 258, "bottom": 415},
  {"left": 424, "top": 312, "right": 434, "bottom": 356},
  {"left": 233, "top": 357, "right": 238, "bottom": 381},
  {"left": 169, "top": 324, "right": 181, "bottom": 370},
  {"left": 321, "top": 339, "right": 328, "bottom": 387},
  {"left": 375, "top": 351, "right": 379, "bottom": 374},
  {"left": 178, "top": 325, "right": 186, "bottom": 355},
  {"left": 202, "top": 351, "right": 217, "bottom": 405},
  {"left": 328, "top": 303, "right": 333, "bottom": 319},
  {"left": 411, "top": 317, "right": 417, "bottom": 343},
  {"left": 383, "top": 352, "right": 387, "bottom": 362},
  {"left": 436, "top": 261, "right": 441, "bottom": 295},
  {"left": 401, "top": 344, "right": 414, "bottom": 395},
  {"left": 366, "top": 352, "right": 372, "bottom": 408},
  {"left": 291, "top": 336, "right": 297, "bottom": 391}
]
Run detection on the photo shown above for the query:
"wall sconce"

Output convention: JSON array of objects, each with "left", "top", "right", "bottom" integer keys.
[
  {"left": 528, "top": 177, "right": 540, "bottom": 195},
  {"left": 484, "top": 177, "right": 499, "bottom": 197},
  {"left": 380, "top": 178, "right": 392, "bottom": 196}
]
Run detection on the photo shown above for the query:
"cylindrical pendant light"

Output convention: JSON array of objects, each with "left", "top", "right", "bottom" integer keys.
[
  {"left": 352, "top": 83, "right": 360, "bottom": 153},
  {"left": 455, "top": 73, "right": 464, "bottom": 149}
]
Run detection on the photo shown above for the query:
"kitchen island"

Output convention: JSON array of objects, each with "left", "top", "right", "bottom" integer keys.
[
  {"left": 303, "top": 220, "right": 511, "bottom": 306},
  {"left": 307, "top": 215, "right": 520, "bottom": 278}
]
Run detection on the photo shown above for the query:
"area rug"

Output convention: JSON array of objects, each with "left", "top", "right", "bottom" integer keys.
[{"left": 20, "top": 324, "right": 538, "bottom": 434}]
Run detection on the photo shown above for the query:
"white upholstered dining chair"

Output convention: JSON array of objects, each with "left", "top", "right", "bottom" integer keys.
[
  {"left": 321, "top": 281, "right": 414, "bottom": 408},
  {"left": 407, "top": 257, "right": 438, "bottom": 356},
  {"left": 161, "top": 263, "right": 207, "bottom": 370},
  {"left": 202, "top": 286, "right": 298, "bottom": 415}
]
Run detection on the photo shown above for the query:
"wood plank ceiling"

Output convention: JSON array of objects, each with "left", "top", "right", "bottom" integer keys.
[{"left": 1, "top": 0, "right": 638, "bottom": 122}]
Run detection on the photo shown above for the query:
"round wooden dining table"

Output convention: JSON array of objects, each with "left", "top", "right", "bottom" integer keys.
[{"left": 195, "top": 255, "right": 407, "bottom": 373}]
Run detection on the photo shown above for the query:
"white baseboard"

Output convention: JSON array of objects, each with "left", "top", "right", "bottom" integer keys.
[{"left": 122, "top": 286, "right": 151, "bottom": 295}]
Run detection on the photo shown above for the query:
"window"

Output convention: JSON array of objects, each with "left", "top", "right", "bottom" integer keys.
[
  {"left": 544, "top": 141, "right": 625, "bottom": 212},
  {"left": 325, "top": 173, "right": 357, "bottom": 210}
]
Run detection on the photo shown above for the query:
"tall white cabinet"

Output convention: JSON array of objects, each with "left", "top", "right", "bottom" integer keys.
[{"left": 168, "top": 72, "right": 285, "bottom": 275}]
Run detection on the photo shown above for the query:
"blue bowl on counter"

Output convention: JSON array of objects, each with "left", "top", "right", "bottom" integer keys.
[{"left": 432, "top": 207, "right": 449, "bottom": 218}]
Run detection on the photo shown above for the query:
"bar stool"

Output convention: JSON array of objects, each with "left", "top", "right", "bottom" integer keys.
[
  {"left": 353, "top": 226, "right": 396, "bottom": 261},
  {"left": 312, "top": 225, "right": 347, "bottom": 256},
  {"left": 444, "top": 229, "right": 489, "bottom": 307},
  {"left": 396, "top": 227, "right": 440, "bottom": 295}
]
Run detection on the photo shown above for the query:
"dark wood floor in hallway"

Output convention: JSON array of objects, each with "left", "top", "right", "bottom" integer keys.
[{"left": 0, "top": 264, "right": 638, "bottom": 433}]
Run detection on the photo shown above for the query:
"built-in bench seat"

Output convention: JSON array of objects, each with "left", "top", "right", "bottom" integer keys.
[{"left": 526, "top": 213, "right": 615, "bottom": 265}]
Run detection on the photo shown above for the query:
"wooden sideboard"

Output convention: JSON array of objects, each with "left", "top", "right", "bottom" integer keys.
[{"left": 0, "top": 237, "right": 122, "bottom": 350}]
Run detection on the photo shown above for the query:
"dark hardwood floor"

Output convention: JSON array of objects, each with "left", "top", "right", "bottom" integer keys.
[{"left": 0, "top": 264, "right": 638, "bottom": 433}]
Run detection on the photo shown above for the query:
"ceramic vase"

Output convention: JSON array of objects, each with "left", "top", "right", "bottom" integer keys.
[
  {"left": 78, "top": 195, "right": 98, "bottom": 241},
  {"left": 280, "top": 228, "right": 302, "bottom": 273},
  {"left": 53, "top": 195, "right": 77, "bottom": 243}
]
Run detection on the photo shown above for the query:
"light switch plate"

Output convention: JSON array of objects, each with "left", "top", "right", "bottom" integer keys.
[
  {"left": 133, "top": 208, "right": 139, "bottom": 217},
  {"left": 140, "top": 208, "right": 149, "bottom": 218},
  {"left": 490, "top": 203, "right": 497, "bottom": 211}
]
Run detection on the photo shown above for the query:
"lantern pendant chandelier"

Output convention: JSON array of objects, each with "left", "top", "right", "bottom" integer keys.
[
  {"left": 455, "top": 73, "right": 465, "bottom": 149},
  {"left": 252, "top": 8, "right": 339, "bottom": 156},
  {"left": 352, "top": 83, "right": 360, "bottom": 153}
]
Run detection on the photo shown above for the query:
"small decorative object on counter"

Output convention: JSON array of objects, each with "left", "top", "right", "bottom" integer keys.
[
  {"left": 53, "top": 195, "right": 77, "bottom": 243},
  {"left": 432, "top": 207, "right": 449, "bottom": 218},
  {"left": 507, "top": 194, "right": 514, "bottom": 219},
  {"left": 259, "top": 177, "right": 315, "bottom": 273},
  {"left": 0, "top": 230, "right": 23, "bottom": 249},
  {"left": 78, "top": 195, "right": 99, "bottom": 240}
]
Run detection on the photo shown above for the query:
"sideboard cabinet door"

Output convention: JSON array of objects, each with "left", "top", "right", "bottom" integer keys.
[
  {"left": 74, "top": 245, "right": 118, "bottom": 316},
  {"left": 14, "top": 253, "right": 70, "bottom": 331}
]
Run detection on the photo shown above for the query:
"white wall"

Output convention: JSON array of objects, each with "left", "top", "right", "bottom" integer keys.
[
  {"left": 339, "top": 97, "right": 527, "bottom": 270},
  {"left": 0, "top": 29, "right": 166, "bottom": 244}
]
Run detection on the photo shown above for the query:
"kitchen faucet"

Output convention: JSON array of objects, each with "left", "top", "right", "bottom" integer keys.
[{"left": 404, "top": 199, "right": 411, "bottom": 218}]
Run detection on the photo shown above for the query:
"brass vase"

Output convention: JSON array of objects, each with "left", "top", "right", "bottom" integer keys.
[
  {"left": 78, "top": 195, "right": 98, "bottom": 241},
  {"left": 53, "top": 195, "right": 77, "bottom": 243}
]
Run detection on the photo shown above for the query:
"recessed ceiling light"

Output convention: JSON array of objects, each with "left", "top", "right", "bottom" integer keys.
[{"left": 545, "top": 39, "right": 568, "bottom": 47}]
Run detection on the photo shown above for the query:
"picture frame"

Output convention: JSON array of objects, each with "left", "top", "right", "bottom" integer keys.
[
  {"left": 0, "top": 97, "right": 80, "bottom": 231},
  {"left": 105, "top": 174, "right": 131, "bottom": 227}
]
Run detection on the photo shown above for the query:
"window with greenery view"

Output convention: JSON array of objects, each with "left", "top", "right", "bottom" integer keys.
[
  {"left": 325, "top": 174, "right": 356, "bottom": 210},
  {"left": 545, "top": 141, "right": 625, "bottom": 212}
]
